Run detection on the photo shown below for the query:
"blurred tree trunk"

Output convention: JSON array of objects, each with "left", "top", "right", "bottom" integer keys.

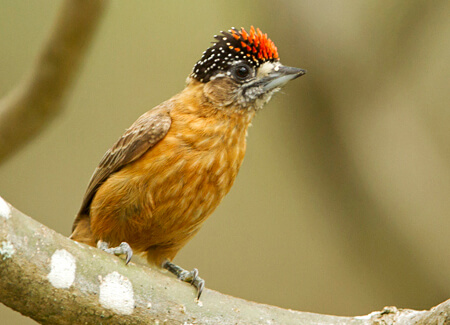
[{"left": 0, "top": 0, "right": 107, "bottom": 163}]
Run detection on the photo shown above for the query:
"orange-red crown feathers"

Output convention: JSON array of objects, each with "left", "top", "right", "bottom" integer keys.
[
  {"left": 192, "top": 26, "right": 280, "bottom": 83},
  {"left": 230, "top": 26, "right": 279, "bottom": 61}
]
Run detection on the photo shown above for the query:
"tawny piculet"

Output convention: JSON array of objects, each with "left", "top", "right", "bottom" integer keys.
[{"left": 70, "top": 26, "right": 305, "bottom": 298}]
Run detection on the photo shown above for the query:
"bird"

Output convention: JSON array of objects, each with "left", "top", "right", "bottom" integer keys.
[{"left": 70, "top": 26, "right": 306, "bottom": 299}]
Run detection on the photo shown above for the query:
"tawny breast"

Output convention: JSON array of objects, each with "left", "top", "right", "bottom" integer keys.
[{"left": 89, "top": 104, "right": 254, "bottom": 264}]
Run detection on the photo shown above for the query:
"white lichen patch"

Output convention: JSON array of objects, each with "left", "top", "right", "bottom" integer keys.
[
  {"left": 354, "top": 310, "right": 381, "bottom": 320},
  {"left": 0, "top": 240, "right": 15, "bottom": 260},
  {"left": 47, "top": 249, "right": 76, "bottom": 289},
  {"left": 0, "top": 196, "right": 11, "bottom": 219},
  {"left": 99, "top": 271, "right": 135, "bottom": 315}
]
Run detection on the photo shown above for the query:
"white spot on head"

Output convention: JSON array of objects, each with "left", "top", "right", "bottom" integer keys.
[
  {"left": 257, "top": 61, "right": 277, "bottom": 78},
  {"left": 47, "top": 249, "right": 76, "bottom": 288},
  {"left": 0, "top": 196, "right": 11, "bottom": 219},
  {"left": 0, "top": 240, "right": 15, "bottom": 260},
  {"left": 99, "top": 272, "right": 135, "bottom": 315}
]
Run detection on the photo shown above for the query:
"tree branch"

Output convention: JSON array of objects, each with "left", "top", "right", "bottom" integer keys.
[
  {"left": 0, "top": 0, "right": 107, "bottom": 163},
  {"left": 0, "top": 196, "right": 448, "bottom": 324}
]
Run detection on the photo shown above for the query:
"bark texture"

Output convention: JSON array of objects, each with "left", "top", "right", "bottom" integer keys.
[{"left": 0, "top": 196, "right": 448, "bottom": 324}]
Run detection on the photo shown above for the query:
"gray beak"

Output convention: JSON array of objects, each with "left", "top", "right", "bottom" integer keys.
[{"left": 262, "top": 65, "right": 306, "bottom": 92}]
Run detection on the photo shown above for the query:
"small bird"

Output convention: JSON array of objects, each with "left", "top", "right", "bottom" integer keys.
[{"left": 70, "top": 26, "right": 305, "bottom": 299}]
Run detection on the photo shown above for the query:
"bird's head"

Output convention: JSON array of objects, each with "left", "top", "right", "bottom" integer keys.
[{"left": 188, "top": 26, "right": 306, "bottom": 111}]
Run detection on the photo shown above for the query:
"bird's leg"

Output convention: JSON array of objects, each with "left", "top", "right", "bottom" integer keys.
[
  {"left": 97, "top": 240, "right": 133, "bottom": 265},
  {"left": 162, "top": 260, "right": 205, "bottom": 300}
]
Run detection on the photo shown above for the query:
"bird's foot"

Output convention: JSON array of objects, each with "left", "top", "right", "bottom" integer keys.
[
  {"left": 97, "top": 240, "right": 133, "bottom": 264},
  {"left": 163, "top": 260, "right": 205, "bottom": 300}
]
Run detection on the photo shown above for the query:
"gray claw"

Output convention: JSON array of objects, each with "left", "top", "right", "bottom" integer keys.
[
  {"left": 193, "top": 277, "right": 205, "bottom": 300},
  {"left": 97, "top": 240, "right": 133, "bottom": 264},
  {"left": 163, "top": 261, "right": 205, "bottom": 300},
  {"left": 189, "top": 268, "right": 199, "bottom": 283},
  {"left": 119, "top": 242, "right": 133, "bottom": 265},
  {"left": 178, "top": 268, "right": 204, "bottom": 299}
]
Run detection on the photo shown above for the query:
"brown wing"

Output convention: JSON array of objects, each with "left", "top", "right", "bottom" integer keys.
[{"left": 72, "top": 104, "right": 172, "bottom": 231}]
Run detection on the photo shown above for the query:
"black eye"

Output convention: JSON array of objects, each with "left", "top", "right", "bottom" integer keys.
[{"left": 233, "top": 64, "right": 251, "bottom": 80}]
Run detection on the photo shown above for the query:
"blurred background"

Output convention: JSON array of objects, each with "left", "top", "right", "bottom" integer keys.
[{"left": 1, "top": 1, "right": 449, "bottom": 323}]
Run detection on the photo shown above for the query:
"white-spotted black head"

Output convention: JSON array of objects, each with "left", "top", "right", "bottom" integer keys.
[{"left": 190, "top": 27, "right": 306, "bottom": 110}]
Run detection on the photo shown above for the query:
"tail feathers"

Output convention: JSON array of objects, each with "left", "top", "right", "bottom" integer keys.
[{"left": 70, "top": 214, "right": 96, "bottom": 247}]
